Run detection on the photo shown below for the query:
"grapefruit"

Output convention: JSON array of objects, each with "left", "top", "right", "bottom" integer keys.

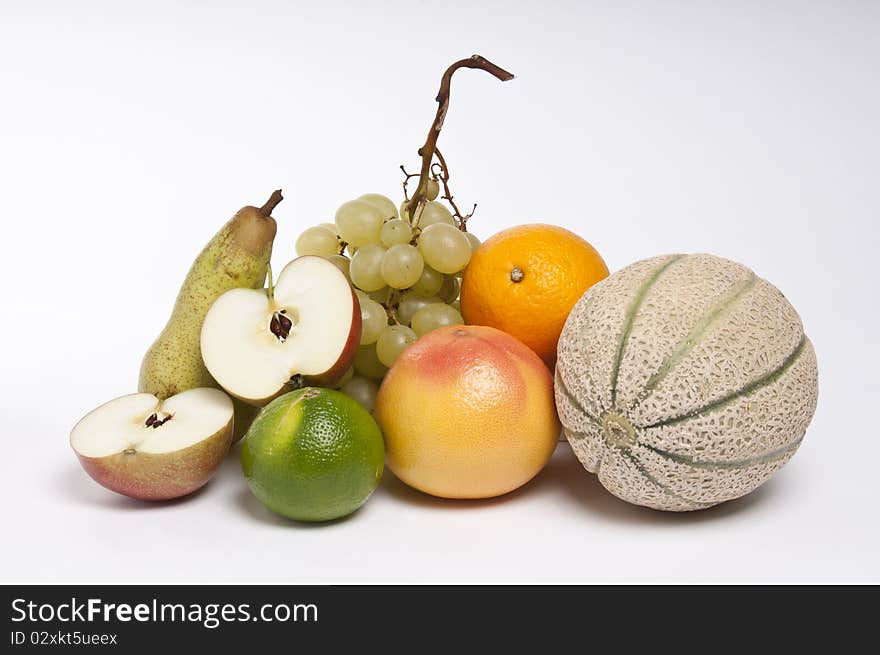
[{"left": 375, "top": 325, "right": 559, "bottom": 499}]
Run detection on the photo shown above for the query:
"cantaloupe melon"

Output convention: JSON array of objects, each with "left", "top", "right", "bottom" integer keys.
[{"left": 555, "top": 254, "right": 818, "bottom": 511}]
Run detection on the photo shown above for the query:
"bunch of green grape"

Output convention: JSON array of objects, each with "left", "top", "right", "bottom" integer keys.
[{"left": 294, "top": 189, "right": 480, "bottom": 411}]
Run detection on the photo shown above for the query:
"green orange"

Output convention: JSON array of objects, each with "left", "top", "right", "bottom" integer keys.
[
  {"left": 375, "top": 325, "right": 559, "bottom": 499},
  {"left": 241, "top": 387, "right": 384, "bottom": 522}
]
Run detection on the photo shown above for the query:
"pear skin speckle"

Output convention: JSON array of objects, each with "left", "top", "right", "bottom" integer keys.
[{"left": 138, "top": 198, "right": 279, "bottom": 438}]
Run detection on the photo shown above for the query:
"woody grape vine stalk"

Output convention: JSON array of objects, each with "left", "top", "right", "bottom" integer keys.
[{"left": 402, "top": 55, "right": 514, "bottom": 229}]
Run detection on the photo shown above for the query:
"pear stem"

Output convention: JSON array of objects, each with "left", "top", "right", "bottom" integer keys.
[
  {"left": 406, "top": 55, "right": 514, "bottom": 225},
  {"left": 260, "top": 189, "right": 284, "bottom": 216}
]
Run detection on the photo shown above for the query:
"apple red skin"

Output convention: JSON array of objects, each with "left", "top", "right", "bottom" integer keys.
[
  {"left": 75, "top": 422, "right": 233, "bottom": 501},
  {"left": 305, "top": 283, "right": 362, "bottom": 388}
]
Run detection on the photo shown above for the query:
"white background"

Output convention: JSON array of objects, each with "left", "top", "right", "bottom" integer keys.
[{"left": 1, "top": 1, "right": 878, "bottom": 583}]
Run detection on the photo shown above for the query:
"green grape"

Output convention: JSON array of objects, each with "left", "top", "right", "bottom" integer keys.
[
  {"left": 381, "top": 244, "right": 424, "bottom": 289},
  {"left": 358, "top": 193, "right": 399, "bottom": 220},
  {"left": 376, "top": 324, "right": 417, "bottom": 367},
  {"left": 296, "top": 225, "right": 339, "bottom": 257},
  {"left": 354, "top": 290, "right": 371, "bottom": 316},
  {"left": 335, "top": 200, "right": 383, "bottom": 246},
  {"left": 325, "top": 254, "right": 351, "bottom": 279},
  {"left": 426, "top": 178, "right": 440, "bottom": 201},
  {"left": 400, "top": 199, "right": 452, "bottom": 225},
  {"left": 333, "top": 366, "right": 354, "bottom": 389},
  {"left": 408, "top": 265, "right": 443, "bottom": 297},
  {"left": 353, "top": 344, "right": 388, "bottom": 380},
  {"left": 368, "top": 286, "right": 390, "bottom": 303},
  {"left": 417, "top": 223, "right": 471, "bottom": 274},
  {"left": 450, "top": 299, "right": 461, "bottom": 314},
  {"left": 359, "top": 297, "right": 388, "bottom": 345},
  {"left": 464, "top": 231, "right": 481, "bottom": 252},
  {"left": 380, "top": 218, "right": 413, "bottom": 247},
  {"left": 341, "top": 376, "right": 379, "bottom": 412},
  {"left": 319, "top": 222, "right": 338, "bottom": 234},
  {"left": 438, "top": 275, "right": 460, "bottom": 303},
  {"left": 399, "top": 198, "right": 413, "bottom": 222},
  {"left": 417, "top": 201, "right": 454, "bottom": 227},
  {"left": 396, "top": 292, "right": 440, "bottom": 325},
  {"left": 411, "top": 303, "right": 464, "bottom": 336},
  {"left": 350, "top": 243, "right": 387, "bottom": 292}
]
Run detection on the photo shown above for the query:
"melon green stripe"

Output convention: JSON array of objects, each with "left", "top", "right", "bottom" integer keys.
[
  {"left": 555, "top": 365, "right": 602, "bottom": 426},
  {"left": 565, "top": 428, "right": 605, "bottom": 474},
  {"left": 609, "top": 255, "right": 686, "bottom": 408},
  {"left": 642, "top": 335, "right": 808, "bottom": 430},
  {"left": 629, "top": 273, "right": 757, "bottom": 412},
  {"left": 563, "top": 427, "right": 588, "bottom": 442},
  {"left": 570, "top": 293, "right": 607, "bottom": 413},
  {"left": 639, "top": 437, "right": 803, "bottom": 470},
  {"left": 622, "top": 452, "right": 711, "bottom": 509}
]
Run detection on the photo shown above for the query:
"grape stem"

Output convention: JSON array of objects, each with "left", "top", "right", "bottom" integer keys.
[
  {"left": 406, "top": 55, "right": 514, "bottom": 227},
  {"left": 383, "top": 287, "right": 400, "bottom": 325},
  {"left": 432, "top": 148, "right": 477, "bottom": 231}
]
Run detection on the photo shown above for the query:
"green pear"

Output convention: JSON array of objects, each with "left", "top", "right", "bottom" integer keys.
[
  {"left": 138, "top": 190, "right": 282, "bottom": 440},
  {"left": 230, "top": 399, "right": 261, "bottom": 442}
]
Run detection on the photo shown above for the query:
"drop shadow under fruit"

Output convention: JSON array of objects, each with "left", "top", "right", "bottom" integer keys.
[
  {"left": 379, "top": 464, "right": 551, "bottom": 510},
  {"left": 56, "top": 462, "right": 210, "bottom": 510},
  {"left": 551, "top": 445, "right": 784, "bottom": 525},
  {"left": 234, "top": 486, "right": 368, "bottom": 529}
]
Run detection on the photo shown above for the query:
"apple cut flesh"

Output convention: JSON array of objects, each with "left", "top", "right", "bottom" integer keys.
[
  {"left": 200, "top": 255, "right": 361, "bottom": 405},
  {"left": 70, "top": 388, "right": 233, "bottom": 501}
]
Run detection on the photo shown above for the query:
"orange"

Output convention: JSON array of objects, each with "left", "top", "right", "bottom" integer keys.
[
  {"left": 460, "top": 224, "right": 609, "bottom": 367},
  {"left": 374, "top": 325, "right": 559, "bottom": 499}
]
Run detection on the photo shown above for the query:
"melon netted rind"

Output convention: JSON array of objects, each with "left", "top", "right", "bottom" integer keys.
[{"left": 555, "top": 253, "right": 818, "bottom": 512}]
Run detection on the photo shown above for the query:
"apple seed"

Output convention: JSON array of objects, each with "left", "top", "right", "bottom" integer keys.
[{"left": 270, "top": 310, "right": 294, "bottom": 342}]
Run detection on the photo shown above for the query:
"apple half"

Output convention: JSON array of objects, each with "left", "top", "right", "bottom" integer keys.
[
  {"left": 70, "top": 388, "right": 233, "bottom": 501},
  {"left": 200, "top": 255, "right": 361, "bottom": 405}
]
